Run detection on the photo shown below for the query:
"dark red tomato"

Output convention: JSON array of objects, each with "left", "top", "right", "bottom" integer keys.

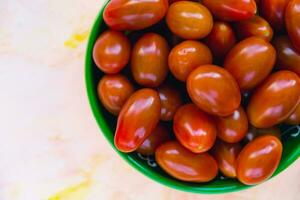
[
  {"left": 131, "top": 33, "right": 169, "bottom": 87},
  {"left": 286, "top": 0, "right": 300, "bottom": 53},
  {"left": 93, "top": 30, "right": 131, "bottom": 74},
  {"left": 202, "top": 0, "right": 257, "bottom": 21},
  {"left": 285, "top": 103, "right": 300, "bottom": 125},
  {"left": 187, "top": 65, "right": 241, "bottom": 117},
  {"left": 114, "top": 89, "right": 161, "bottom": 152},
  {"left": 261, "top": 0, "right": 289, "bottom": 32},
  {"left": 213, "top": 141, "right": 242, "bottom": 178},
  {"left": 224, "top": 37, "right": 276, "bottom": 90},
  {"left": 244, "top": 126, "right": 281, "bottom": 143},
  {"left": 98, "top": 74, "right": 134, "bottom": 115},
  {"left": 204, "top": 21, "right": 236, "bottom": 60},
  {"left": 156, "top": 141, "right": 218, "bottom": 182},
  {"left": 137, "top": 124, "right": 170, "bottom": 155},
  {"left": 103, "top": 0, "right": 169, "bottom": 30},
  {"left": 234, "top": 15, "right": 273, "bottom": 41},
  {"left": 237, "top": 135, "right": 282, "bottom": 185},
  {"left": 273, "top": 36, "right": 300, "bottom": 76},
  {"left": 158, "top": 85, "right": 183, "bottom": 121},
  {"left": 166, "top": 1, "right": 213, "bottom": 39},
  {"left": 247, "top": 71, "right": 300, "bottom": 128},
  {"left": 173, "top": 104, "right": 217, "bottom": 153},
  {"left": 216, "top": 107, "right": 248, "bottom": 143},
  {"left": 168, "top": 40, "right": 212, "bottom": 81}
]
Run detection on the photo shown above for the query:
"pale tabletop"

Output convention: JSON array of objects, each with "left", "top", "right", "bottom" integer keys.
[{"left": 0, "top": 0, "right": 299, "bottom": 199}]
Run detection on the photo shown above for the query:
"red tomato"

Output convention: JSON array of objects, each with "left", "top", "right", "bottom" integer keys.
[
  {"left": 158, "top": 85, "right": 183, "bottom": 121},
  {"left": 156, "top": 141, "right": 218, "bottom": 182},
  {"left": 93, "top": 30, "right": 131, "bottom": 74},
  {"left": 273, "top": 36, "right": 300, "bottom": 76},
  {"left": 202, "top": 0, "right": 257, "bottom": 21},
  {"left": 173, "top": 104, "right": 217, "bottom": 153},
  {"left": 114, "top": 89, "right": 161, "bottom": 152},
  {"left": 244, "top": 126, "right": 282, "bottom": 143},
  {"left": 204, "top": 21, "right": 237, "bottom": 60},
  {"left": 187, "top": 65, "right": 241, "bottom": 117},
  {"left": 234, "top": 15, "right": 273, "bottom": 41},
  {"left": 224, "top": 37, "right": 276, "bottom": 90},
  {"left": 285, "top": 103, "right": 300, "bottom": 125},
  {"left": 103, "top": 0, "right": 169, "bottom": 30},
  {"left": 237, "top": 135, "right": 282, "bottom": 185},
  {"left": 247, "top": 71, "right": 300, "bottom": 128},
  {"left": 98, "top": 74, "right": 134, "bottom": 115},
  {"left": 131, "top": 33, "right": 169, "bottom": 87},
  {"left": 216, "top": 107, "right": 248, "bottom": 143},
  {"left": 286, "top": 0, "right": 300, "bottom": 53},
  {"left": 261, "top": 0, "right": 289, "bottom": 32},
  {"left": 168, "top": 40, "right": 213, "bottom": 81},
  {"left": 166, "top": 1, "right": 213, "bottom": 39},
  {"left": 137, "top": 124, "right": 170, "bottom": 155},
  {"left": 212, "top": 141, "right": 242, "bottom": 178}
]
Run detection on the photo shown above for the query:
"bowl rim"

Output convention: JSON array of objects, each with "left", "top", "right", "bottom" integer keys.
[{"left": 85, "top": 0, "right": 300, "bottom": 194}]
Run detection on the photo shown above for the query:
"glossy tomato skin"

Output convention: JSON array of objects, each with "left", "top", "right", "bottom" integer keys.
[
  {"left": 213, "top": 141, "right": 242, "bottom": 178},
  {"left": 244, "top": 126, "right": 282, "bottom": 143},
  {"left": 131, "top": 33, "right": 169, "bottom": 87},
  {"left": 187, "top": 65, "right": 241, "bottom": 117},
  {"left": 137, "top": 124, "right": 170, "bottom": 155},
  {"left": 98, "top": 74, "right": 134, "bottom": 115},
  {"left": 168, "top": 40, "right": 212, "bottom": 81},
  {"left": 158, "top": 85, "right": 183, "bottom": 121},
  {"left": 247, "top": 71, "right": 300, "bottom": 128},
  {"left": 261, "top": 0, "right": 289, "bottom": 32},
  {"left": 114, "top": 89, "right": 161, "bottom": 152},
  {"left": 224, "top": 37, "right": 276, "bottom": 90},
  {"left": 202, "top": 0, "right": 257, "bottom": 21},
  {"left": 286, "top": 0, "right": 300, "bottom": 53},
  {"left": 237, "top": 135, "right": 282, "bottom": 185},
  {"left": 204, "top": 22, "right": 236, "bottom": 60},
  {"left": 234, "top": 15, "right": 273, "bottom": 41},
  {"left": 173, "top": 104, "right": 217, "bottom": 153},
  {"left": 156, "top": 141, "right": 218, "bottom": 182},
  {"left": 166, "top": 1, "right": 213, "bottom": 39},
  {"left": 285, "top": 103, "right": 300, "bottom": 125},
  {"left": 103, "top": 0, "right": 169, "bottom": 30},
  {"left": 216, "top": 107, "right": 248, "bottom": 143},
  {"left": 273, "top": 36, "right": 300, "bottom": 76},
  {"left": 93, "top": 30, "right": 131, "bottom": 74}
]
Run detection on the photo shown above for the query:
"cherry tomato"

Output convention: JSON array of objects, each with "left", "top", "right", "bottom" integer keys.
[
  {"left": 114, "top": 89, "right": 161, "bottom": 152},
  {"left": 216, "top": 107, "right": 248, "bottom": 143},
  {"left": 273, "top": 36, "right": 300, "bottom": 76},
  {"left": 244, "top": 126, "right": 282, "bottom": 143},
  {"left": 158, "top": 85, "right": 183, "bottom": 121},
  {"left": 237, "top": 135, "right": 282, "bottom": 185},
  {"left": 261, "top": 0, "right": 289, "bottom": 32},
  {"left": 202, "top": 0, "right": 257, "bottom": 22},
  {"left": 137, "top": 124, "right": 170, "bottom": 155},
  {"left": 131, "top": 33, "right": 169, "bottom": 87},
  {"left": 286, "top": 0, "right": 300, "bottom": 53},
  {"left": 224, "top": 37, "right": 276, "bottom": 90},
  {"left": 93, "top": 30, "right": 131, "bottom": 74},
  {"left": 247, "top": 71, "right": 300, "bottom": 128},
  {"left": 173, "top": 104, "right": 217, "bottom": 153},
  {"left": 204, "top": 22, "right": 236, "bottom": 60},
  {"left": 212, "top": 141, "right": 242, "bottom": 178},
  {"left": 98, "top": 74, "right": 134, "bottom": 115},
  {"left": 234, "top": 15, "right": 273, "bottom": 41},
  {"left": 285, "top": 103, "right": 300, "bottom": 125},
  {"left": 103, "top": 0, "right": 169, "bottom": 30},
  {"left": 187, "top": 65, "right": 241, "bottom": 117},
  {"left": 156, "top": 141, "right": 218, "bottom": 182},
  {"left": 168, "top": 40, "right": 213, "bottom": 81},
  {"left": 166, "top": 1, "right": 213, "bottom": 39}
]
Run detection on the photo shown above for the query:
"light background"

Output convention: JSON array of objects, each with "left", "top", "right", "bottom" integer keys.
[{"left": 0, "top": 0, "right": 299, "bottom": 199}]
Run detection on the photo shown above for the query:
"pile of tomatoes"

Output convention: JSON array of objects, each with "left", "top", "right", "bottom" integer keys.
[{"left": 93, "top": 0, "right": 300, "bottom": 185}]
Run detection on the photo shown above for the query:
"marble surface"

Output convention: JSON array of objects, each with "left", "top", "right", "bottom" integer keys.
[{"left": 0, "top": 0, "right": 299, "bottom": 199}]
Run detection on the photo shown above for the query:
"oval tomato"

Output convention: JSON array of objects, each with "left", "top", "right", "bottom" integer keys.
[
  {"left": 286, "top": 0, "right": 300, "bottom": 53},
  {"left": 285, "top": 103, "right": 300, "bottom": 125}
]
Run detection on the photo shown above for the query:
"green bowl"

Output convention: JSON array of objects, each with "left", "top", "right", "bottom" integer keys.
[{"left": 85, "top": 0, "right": 300, "bottom": 194}]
